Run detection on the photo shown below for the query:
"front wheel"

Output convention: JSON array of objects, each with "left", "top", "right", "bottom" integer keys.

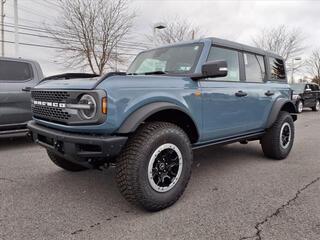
[
  {"left": 261, "top": 111, "right": 295, "bottom": 160},
  {"left": 296, "top": 100, "right": 303, "bottom": 113},
  {"left": 312, "top": 100, "right": 320, "bottom": 111},
  {"left": 116, "top": 122, "right": 192, "bottom": 211}
]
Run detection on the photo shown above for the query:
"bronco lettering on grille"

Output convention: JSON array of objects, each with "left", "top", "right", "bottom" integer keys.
[{"left": 33, "top": 100, "right": 66, "bottom": 108}]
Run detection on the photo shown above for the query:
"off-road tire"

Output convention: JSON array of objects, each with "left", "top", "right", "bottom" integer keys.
[
  {"left": 116, "top": 122, "right": 192, "bottom": 211},
  {"left": 312, "top": 99, "right": 320, "bottom": 111},
  {"left": 261, "top": 111, "right": 294, "bottom": 160},
  {"left": 47, "top": 150, "right": 88, "bottom": 171}
]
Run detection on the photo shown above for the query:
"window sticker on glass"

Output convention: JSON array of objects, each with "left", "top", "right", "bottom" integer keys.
[
  {"left": 178, "top": 65, "right": 191, "bottom": 71},
  {"left": 194, "top": 46, "right": 199, "bottom": 51}
]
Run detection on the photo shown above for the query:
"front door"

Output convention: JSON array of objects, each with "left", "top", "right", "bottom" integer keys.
[{"left": 200, "top": 46, "right": 257, "bottom": 141}]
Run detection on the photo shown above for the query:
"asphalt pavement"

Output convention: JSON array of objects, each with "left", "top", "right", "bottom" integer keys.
[{"left": 1, "top": 110, "right": 320, "bottom": 240}]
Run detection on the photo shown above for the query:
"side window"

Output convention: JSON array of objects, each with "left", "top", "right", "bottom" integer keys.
[
  {"left": 310, "top": 84, "right": 315, "bottom": 91},
  {"left": 310, "top": 84, "right": 319, "bottom": 91},
  {"left": 0, "top": 60, "right": 33, "bottom": 81},
  {"left": 244, "top": 53, "right": 265, "bottom": 82},
  {"left": 305, "top": 84, "right": 311, "bottom": 91},
  {"left": 207, "top": 46, "right": 240, "bottom": 81},
  {"left": 269, "top": 57, "right": 286, "bottom": 80}
]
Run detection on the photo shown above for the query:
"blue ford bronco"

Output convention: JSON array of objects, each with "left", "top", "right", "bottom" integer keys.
[{"left": 28, "top": 38, "right": 297, "bottom": 211}]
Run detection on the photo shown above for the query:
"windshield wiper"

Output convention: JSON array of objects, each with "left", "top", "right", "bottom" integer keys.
[{"left": 143, "top": 71, "right": 168, "bottom": 75}]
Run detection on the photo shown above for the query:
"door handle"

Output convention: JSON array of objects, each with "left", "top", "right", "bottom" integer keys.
[
  {"left": 235, "top": 90, "right": 247, "bottom": 97},
  {"left": 265, "top": 90, "right": 275, "bottom": 96}
]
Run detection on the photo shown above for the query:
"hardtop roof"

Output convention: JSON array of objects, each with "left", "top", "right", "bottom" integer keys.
[
  {"left": 148, "top": 37, "right": 284, "bottom": 60},
  {"left": 207, "top": 37, "right": 283, "bottom": 60}
]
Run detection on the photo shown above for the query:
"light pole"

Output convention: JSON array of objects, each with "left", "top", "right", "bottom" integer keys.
[
  {"left": 1, "top": 0, "right": 5, "bottom": 56},
  {"left": 13, "top": 0, "right": 19, "bottom": 57},
  {"left": 153, "top": 22, "right": 166, "bottom": 47},
  {"left": 291, "top": 57, "right": 302, "bottom": 84}
]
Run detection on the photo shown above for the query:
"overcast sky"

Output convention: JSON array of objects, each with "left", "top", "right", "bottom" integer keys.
[{"left": 2, "top": 0, "right": 320, "bottom": 77}]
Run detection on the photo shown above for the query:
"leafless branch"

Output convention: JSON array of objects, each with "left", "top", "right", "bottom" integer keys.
[
  {"left": 46, "top": 0, "right": 135, "bottom": 75},
  {"left": 147, "top": 16, "right": 205, "bottom": 45},
  {"left": 252, "top": 25, "right": 306, "bottom": 75},
  {"left": 306, "top": 50, "right": 320, "bottom": 85}
]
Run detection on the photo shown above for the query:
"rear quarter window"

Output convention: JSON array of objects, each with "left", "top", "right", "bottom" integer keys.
[
  {"left": 244, "top": 53, "right": 265, "bottom": 82},
  {"left": 0, "top": 60, "right": 33, "bottom": 81},
  {"left": 269, "top": 57, "right": 286, "bottom": 80}
]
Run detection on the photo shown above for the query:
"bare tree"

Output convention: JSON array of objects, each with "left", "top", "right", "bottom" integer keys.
[
  {"left": 48, "top": 0, "right": 135, "bottom": 75},
  {"left": 148, "top": 17, "right": 204, "bottom": 45},
  {"left": 252, "top": 25, "right": 306, "bottom": 79},
  {"left": 306, "top": 50, "right": 320, "bottom": 85},
  {"left": 253, "top": 25, "right": 305, "bottom": 61}
]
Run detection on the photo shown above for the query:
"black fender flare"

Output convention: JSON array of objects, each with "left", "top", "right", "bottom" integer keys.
[
  {"left": 117, "top": 102, "right": 196, "bottom": 134},
  {"left": 266, "top": 98, "right": 297, "bottom": 128}
]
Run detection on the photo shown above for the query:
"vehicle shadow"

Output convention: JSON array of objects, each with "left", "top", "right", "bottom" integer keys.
[
  {"left": 2, "top": 141, "right": 273, "bottom": 239},
  {"left": 24, "top": 142, "right": 265, "bottom": 214},
  {"left": 0, "top": 136, "right": 35, "bottom": 151}
]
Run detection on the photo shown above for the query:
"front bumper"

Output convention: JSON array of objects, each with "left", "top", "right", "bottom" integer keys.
[{"left": 28, "top": 121, "right": 127, "bottom": 167}]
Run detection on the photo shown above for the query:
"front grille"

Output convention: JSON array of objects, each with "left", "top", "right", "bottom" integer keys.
[
  {"left": 31, "top": 91, "right": 70, "bottom": 102},
  {"left": 32, "top": 105, "right": 71, "bottom": 121},
  {"left": 30, "top": 89, "right": 106, "bottom": 125},
  {"left": 31, "top": 90, "right": 73, "bottom": 123}
]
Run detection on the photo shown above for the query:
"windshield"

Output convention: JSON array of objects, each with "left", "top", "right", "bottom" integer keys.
[
  {"left": 127, "top": 43, "right": 203, "bottom": 75},
  {"left": 290, "top": 84, "right": 305, "bottom": 93}
]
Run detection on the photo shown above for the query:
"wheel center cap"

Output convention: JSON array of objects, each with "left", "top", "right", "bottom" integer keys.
[{"left": 159, "top": 163, "right": 165, "bottom": 170}]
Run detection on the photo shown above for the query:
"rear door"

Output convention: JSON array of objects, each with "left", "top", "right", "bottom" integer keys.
[
  {"left": 310, "top": 84, "right": 319, "bottom": 106},
  {"left": 0, "top": 59, "right": 37, "bottom": 127},
  {"left": 303, "top": 84, "right": 314, "bottom": 107},
  {"left": 240, "top": 52, "right": 276, "bottom": 130}
]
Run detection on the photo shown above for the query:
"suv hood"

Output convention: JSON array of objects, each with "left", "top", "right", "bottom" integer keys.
[{"left": 34, "top": 77, "right": 101, "bottom": 90}]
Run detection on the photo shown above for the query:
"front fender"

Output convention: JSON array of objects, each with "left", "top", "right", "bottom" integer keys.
[
  {"left": 117, "top": 102, "right": 194, "bottom": 134},
  {"left": 266, "top": 98, "right": 297, "bottom": 128}
]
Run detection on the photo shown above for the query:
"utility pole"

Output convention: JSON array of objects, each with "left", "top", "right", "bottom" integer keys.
[
  {"left": 13, "top": 0, "right": 19, "bottom": 56},
  {"left": 191, "top": 30, "right": 195, "bottom": 40},
  {"left": 1, "top": 0, "right": 5, "bottom": 57}
]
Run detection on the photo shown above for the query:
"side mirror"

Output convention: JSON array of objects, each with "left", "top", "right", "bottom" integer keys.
[
  {"left": 305, "top": 88, "right": 312, "bottom": 93},
  {"left": 191, "top": 60, "right": 228, "bottom": 80}
]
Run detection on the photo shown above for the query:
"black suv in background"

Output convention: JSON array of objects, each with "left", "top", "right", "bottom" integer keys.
[{"left": 290, "top": 83, "right": 320, "bottom": 113}]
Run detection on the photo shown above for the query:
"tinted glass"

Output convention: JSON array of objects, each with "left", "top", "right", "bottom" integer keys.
[
  {"left": 0, "top": 60, "right": 33, "bottom": 81},
  {"left": 244, "top": 53, "right": 265, "bottom": 82},
  {"left": 310, "top": 84, "right": 319, "bottom": 91},
  {"left": 127, "top": 43, "right": 203, "bottom": 74},
  {"left": 207, "top": 46, "right": 240, "bottom": 81},
  {"left": 305, "top": 84, "right": 311, "bottom": 90},
  {"left": 269, "top": 57, "right": 286, "bottom": 80}
]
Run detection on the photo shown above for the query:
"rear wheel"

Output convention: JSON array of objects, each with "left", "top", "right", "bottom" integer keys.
[
  {"left": 47, "top": 150, "right": 89, "bottom": 171},
  {"left": 116, "top": 122, "right": 192, "bottom": 211},
  {"left": 261, "top": 111, "right": 294, "bottom": 160},
  {"left": 312, "top": 99, "right": 320, "bottom": 111}
]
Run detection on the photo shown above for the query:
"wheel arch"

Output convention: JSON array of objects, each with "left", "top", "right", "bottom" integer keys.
[
  {"left": 117, "top": 102, "right": 199, "bottom": 143},
  {"left": 266, "top": 98, "right": 297, "bottom": 128}
]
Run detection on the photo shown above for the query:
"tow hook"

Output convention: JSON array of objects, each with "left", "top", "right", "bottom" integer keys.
[{"left": 54, "top": 141, "right": 63, "bottom": 152}]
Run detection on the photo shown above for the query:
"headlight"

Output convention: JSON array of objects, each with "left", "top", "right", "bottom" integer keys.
[{"left": 78, "top": 94, "right": 97, "bottom": 120}]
